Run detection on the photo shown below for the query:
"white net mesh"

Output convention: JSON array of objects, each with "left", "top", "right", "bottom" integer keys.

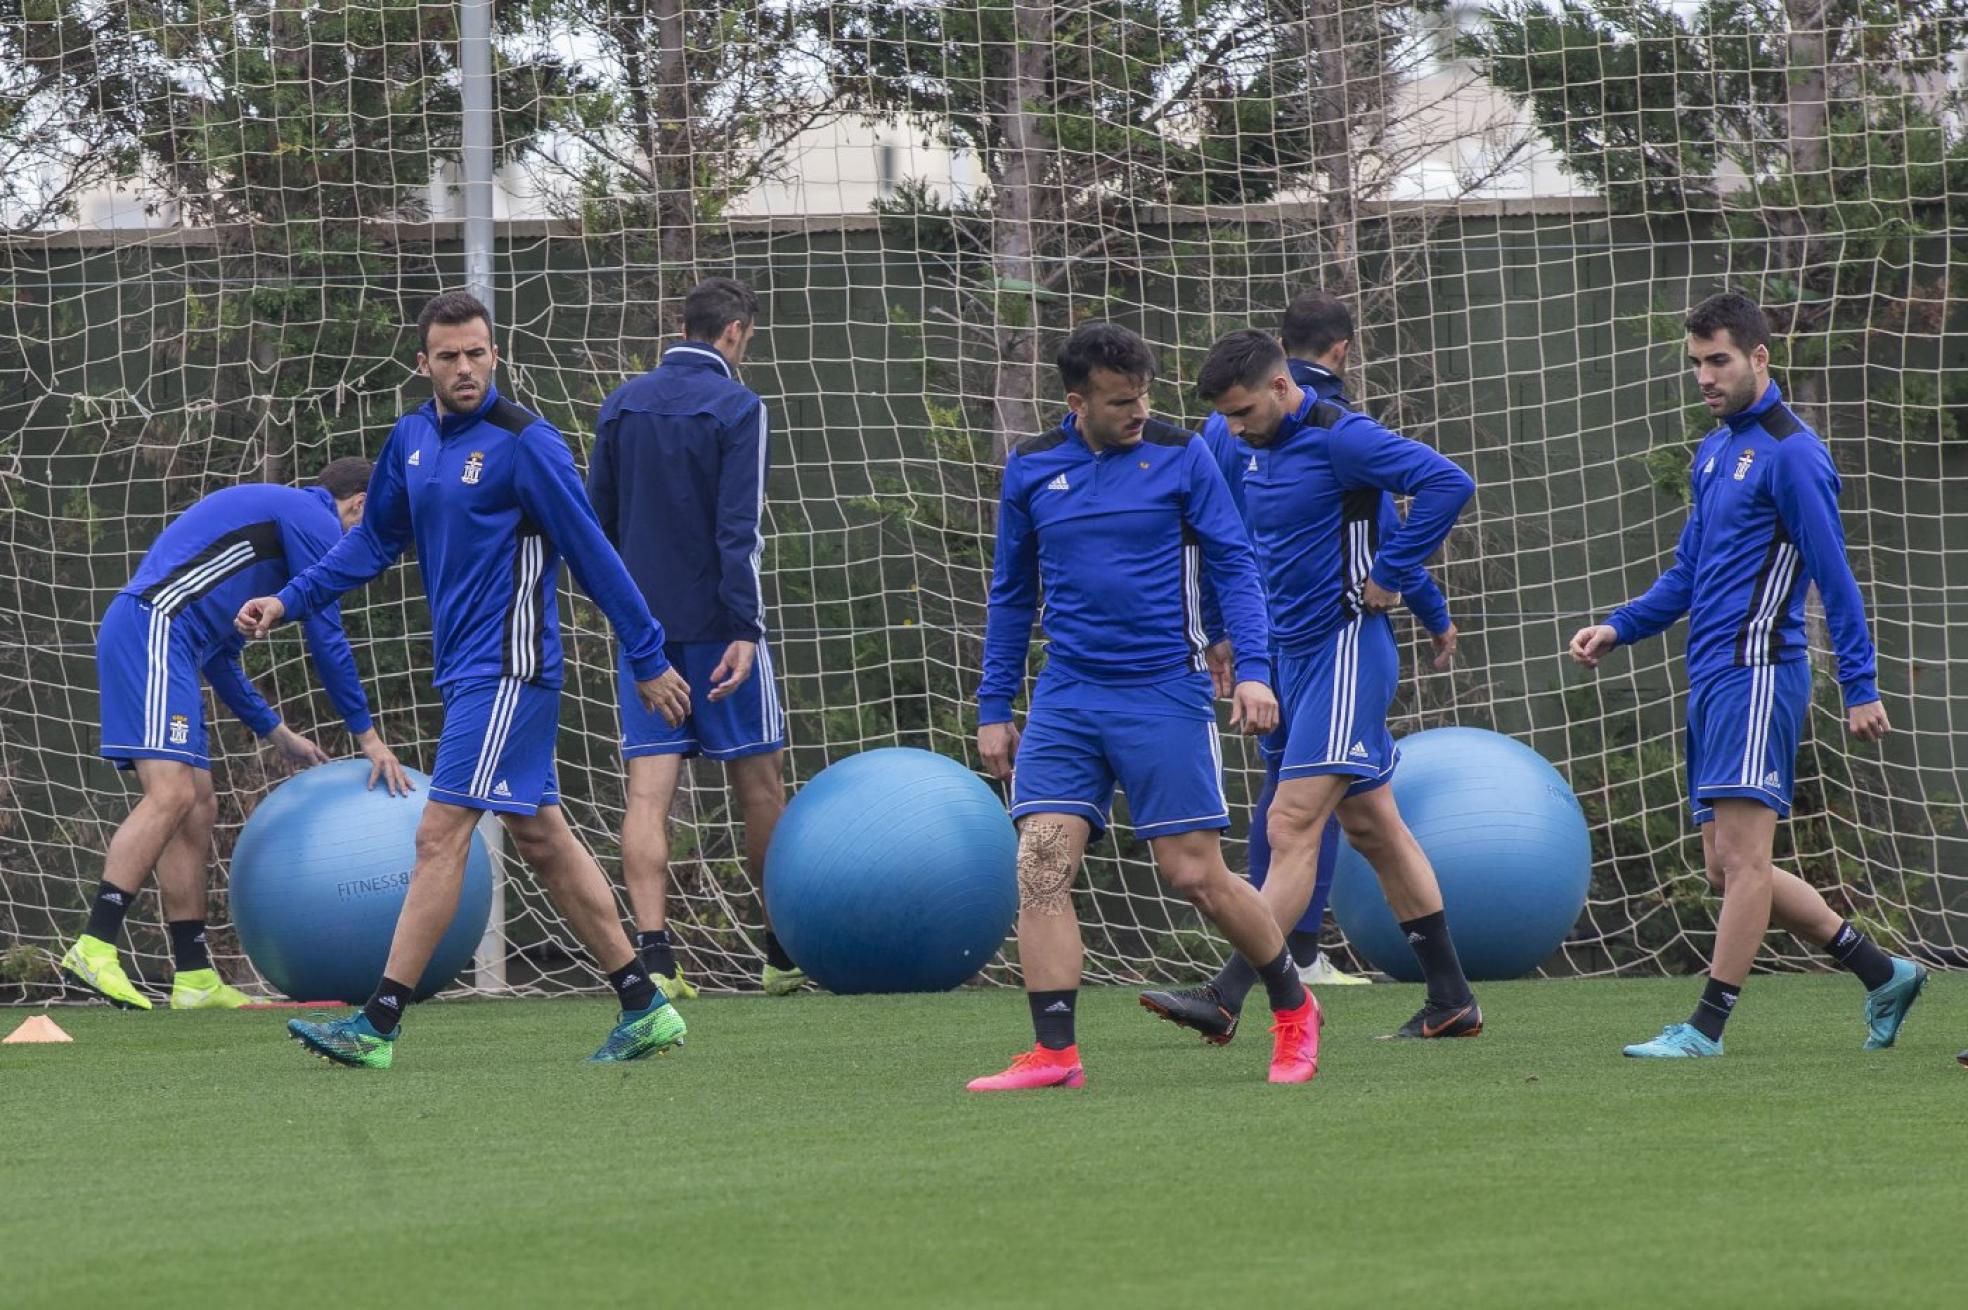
[{"left": 2, "top": 1, "right": 1964, "bottom": 1001}]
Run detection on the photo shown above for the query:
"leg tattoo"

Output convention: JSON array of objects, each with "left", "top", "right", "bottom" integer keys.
[{"left": 1017, "top": 821, "right": 1078, "bottom": 916}]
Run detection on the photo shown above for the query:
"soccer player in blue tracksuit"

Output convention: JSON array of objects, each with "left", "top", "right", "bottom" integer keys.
[
  {"left": 1146, "top": 327, "right": 1483, "bottom": 1044},
  {"left": 1570, "top": 291, "right": 1924, "bottom": 1058},
  {"left": 587, "top": 278, "right": 798, "bottom": 1000},
  {"left": 65, "top": 459, "right": 410, "bottom": 1012},
  {"left": 238, "top": 292, "right": 693, "bottom": 1069},
  {"left": 1191, "top": 293, "right": 1461, "bottom": 996},
  {"left": 967, "top": 322, "right": 1323, "bottom": 1092}
]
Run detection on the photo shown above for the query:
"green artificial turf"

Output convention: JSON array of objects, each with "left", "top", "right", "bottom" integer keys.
[{"left": 4, "top": 976, "right": 1964, "bottom": 1308}]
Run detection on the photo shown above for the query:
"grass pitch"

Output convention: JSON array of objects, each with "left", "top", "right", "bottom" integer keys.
[{"left": 4, "top": 975, "right": 1964, "bottom": 1308}]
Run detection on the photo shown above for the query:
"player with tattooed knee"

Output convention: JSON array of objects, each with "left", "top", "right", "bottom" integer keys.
[{"left": 968, "top": 323, "right": 1321, "bottom": 1092}]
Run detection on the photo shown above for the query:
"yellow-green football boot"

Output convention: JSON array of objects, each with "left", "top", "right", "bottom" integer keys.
[
  {"left": 654, "top": 968, "right": 699, "bottom": 1002},
  {"left": 59, "top": 934, "right": 152, "bottom": 1010},
  {"left": 171, "top": 969, "right": 254, "bottom": 1010},
  {"left": 761, "top": 963, "right": 809, "bottom": 996}
]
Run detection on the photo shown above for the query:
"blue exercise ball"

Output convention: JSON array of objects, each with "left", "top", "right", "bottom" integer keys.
[
  {"left": 230, "top": 759, "right": 494, "bottom": 1004},
  {"left": 1330, "top": 726, "right": 1590, "bottom": 982},
  {"left": 765, "top": 747, "right": 1017, "bottom": 994}
]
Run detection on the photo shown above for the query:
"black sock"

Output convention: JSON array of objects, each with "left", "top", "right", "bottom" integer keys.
[
  {"left": 1029, "top": 989, "right": 1077, "bottom": 1050},
  {"left": 361, "top": 976, "right": 414, "bottom": 1035},
  {"left": 764, "top": 931, "right": 796, "bottom": 972},
  {"left": 1398, "top": 910, "right": 1475, "bottom": 1009},
  {"left": 84, "top": 881, "right": 135, "bottom": 945},
  {"left": 609, "top": 960, "right": 659, "bottom": 1013},
  {"left": 1209, "top": 953, "right": 1260, "bottom": 1014},
  {"left": 1688, "top": 976, "right": 1740, "bottom": 1042},
  {"left": 1286, "top": 929, "right": 1322, "bottom": 969},
  {"left": 1254, "top": 948, "right": 1309, "bottom": 1012},
  {"left": 637, "top": 929, "right": 677, "bottom": 978},
  {"left": 1822, "top": 920, "right": 1896, "bottom": 992},
  {"left": 168, "top": 920, "right": 211, "bottom": 972}
]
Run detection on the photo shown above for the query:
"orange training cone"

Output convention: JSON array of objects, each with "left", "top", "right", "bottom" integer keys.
[{"left": 3, "top": 1015, "right": 74, "bottom": 1044}]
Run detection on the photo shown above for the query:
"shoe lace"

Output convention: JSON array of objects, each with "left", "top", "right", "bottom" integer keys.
[
  {"left": 1007, "top": 1049, "right": 1060, "bottom": 1072},
  {"left": 1269, "top": 1011, "right": 1310, "bottom": 1046}
]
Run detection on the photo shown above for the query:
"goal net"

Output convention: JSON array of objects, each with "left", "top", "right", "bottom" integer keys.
[{"left": 2, "top": 0, "right": 1963, "bottom": 1000}]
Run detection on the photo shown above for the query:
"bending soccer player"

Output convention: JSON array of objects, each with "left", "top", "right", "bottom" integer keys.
[
  {"left": 588, "top": 278, "right": 799, "bottom": 999},
  {"left": 969, "top": 322, "right": 1321, "bottom": 1092},
  {"left": 1569, "top": 291, "right": 1923, "bottom": 1059},
  {"left": 66, "top": 459, "right": 410, "bottom": 1010},
  {"left": 237, "top": 292, "right": 693, "bottom": 1069},
  {"left": 1143, "top": 328, "right": 1481, "bottom": 1043},
  {"left": 1195, "top": 291, "right": 1459, "bottom": 992}
]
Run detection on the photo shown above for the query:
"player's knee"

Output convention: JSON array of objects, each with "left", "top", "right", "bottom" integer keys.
[
  {"left": 145, "top": 770, "right": 200, "bottom": 823},
  {"left": 1015, "top": 821, "right": 1078, "bottom": 917},
  {"left": 501, "top": 816, "right": 557, "bottom": 868},
  {"left": 1711, "top": 847, "right": 1769, "bottom": 889},
  {"left": 1702, "top": 863, "right": 1729, "bottom": 895},
  {"left": 1334, "top": 804, "right": 1393, "bottom": 859},
  {"left": 413, "top": 809, "right": 478, "bottom": 868},
  {"left": 1159, "top": 858, "right": 1218, "bottom": 905},
  {"left": 1265, "top": 795, "right": 1324, "bottom": 849},
  {"left": 184, "top": 787, "right": 220, "bottom": 837}
]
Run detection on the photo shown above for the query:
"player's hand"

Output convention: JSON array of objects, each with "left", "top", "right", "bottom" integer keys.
[
  {"left": 1229, "top": 680, "right": 1278, "bottom": 736},
  {"left": 1360, "top": 578, "right": 1401, "bottom": 614},
  {"left": 637, "top": 667, "right": 692, "bottom": 727},
  {"left": 978, "top": 720, "right": 1020, "bottom": 781},
  {"left": 708, "top": 640, "right": 757, "bottom": 702},
  {"left": 1203, "top": 640, "right": 1234, "bottom": 699},
  {"left": 236, "top": 595, "right": 286, "bottom": 639},
  {"left": 1569, "top": 624, "right": 1618, "bottom": 669},
  {"left": 1430, "top": 623, "right": 1460, "bottom": 670},
  {"left": 356, "top": 728, "right": 415, "bottom": 797},
  {"left": 1848, "top": 699, "right": 1890, "bottom": 743},
  {"left": 267, "top": 724, "right": 329, "bottom": 771}
]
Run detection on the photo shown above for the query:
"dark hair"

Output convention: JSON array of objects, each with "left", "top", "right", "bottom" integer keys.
[
  {"left": 416, "top": 291, "right": 493, "bottom": 350},
  {"left": 1055, "top": 322, "right": 1157, "bottom": 393},
  {"left": 683, "top": 277, "right": 761, "bottom": 342},
  {"left": 1685, "top": 291, "right": 1770, "bottom": 355},
  {"left": 1279, "top": 290, "right": 1355, "bottom": 358},
  {"left": 316, "top": 456, "right": 375, "bottom": 500},
  {"left": 1196, "top": 329, "right": 1288, "bottom": 402}
]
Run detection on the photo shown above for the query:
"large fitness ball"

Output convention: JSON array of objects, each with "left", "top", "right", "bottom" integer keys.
[
  {"left": 765, "top": 747, "right": 1017, "bottom": 994},
  {"left": 230, "top": 759, "right": 494, "bottom": 1003},
  {"left": 1330, "top": 726, "right": 1590, "bottom": 982}
]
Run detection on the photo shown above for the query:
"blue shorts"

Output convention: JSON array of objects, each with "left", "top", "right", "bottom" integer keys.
[
  {"left": 619, "top": 640, "right": 786, "bottom": 761},
  {"left": 428, "top": 677, "right": 561, "bottom": 815},
  {"left": 1275, "top": 615, "right": 1399, "bottom": 794},
  {"left": 1687, "top": 661, "right": 1810, "bottom": 823},
  {"left": 97, "top": 593, "right": 211, "bottom": 770},
  {"left": 1010, "top": 705, "right": 1228, "bottom": 840}
]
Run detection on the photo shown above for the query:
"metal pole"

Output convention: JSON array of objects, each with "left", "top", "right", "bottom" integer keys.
[
  {"left": 460, "top": 0, "right": 508, "bottom": 990},
  {"left": 460, "top": 0, "right": 496, "bottom": 310}
]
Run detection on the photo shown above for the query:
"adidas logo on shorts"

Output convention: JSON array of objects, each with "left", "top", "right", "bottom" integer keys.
[
  {"left": 1349, "top": 742, "right": 1368, "bottom": 760},
  {"left": 1763, "top": 771, "right": 1781, "bottom": 789},
  {"left": 492, "top": 779, "right": 512, "bottom": 798}
]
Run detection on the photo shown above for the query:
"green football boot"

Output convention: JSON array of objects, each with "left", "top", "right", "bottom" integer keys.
[
  {"left": 170, "top": 969, "right": 254, "bottom": 1010},
  {"left": 1862, "top": 957, "right": 1928, "bottom": 1050},
  {"left": 761, "top": 963, "right": 809, "bottom": 997},
  {"left": 59, "top": 934, "right": 152, "bottom": 1010},
  {"left": 287, "top": 1013, "right": 395, "bottom": 1069},
  {"left": 587, "top": 999, "right": 687, "bottom": 1063},
  {"left": 1623, "top": 1022, "right": 1722, "bottom": 1059}
]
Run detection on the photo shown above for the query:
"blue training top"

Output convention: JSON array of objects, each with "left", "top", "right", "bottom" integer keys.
[
  {"left": 1605, "top": 381, "right": 1878, "bottom": 706},
  {"left": 977, "top": 412, "right": 1271, "bottom": 725},
  {"left": 278, "top": 384, "right": 668, "bottom": 690},
  {"left": 119, "top": 482, "right": 372, "bottom": 736},
  {"left": 1238, "top": 386, "right": 1474, "bottom": 654}
]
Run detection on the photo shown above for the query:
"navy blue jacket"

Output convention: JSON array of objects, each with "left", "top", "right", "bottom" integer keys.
[
  {"left": 280, "top": 385, "right": 668, "bottom": 690},
  {"left": 588, "top": 343, "right": 769, "bottom": 644}
]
